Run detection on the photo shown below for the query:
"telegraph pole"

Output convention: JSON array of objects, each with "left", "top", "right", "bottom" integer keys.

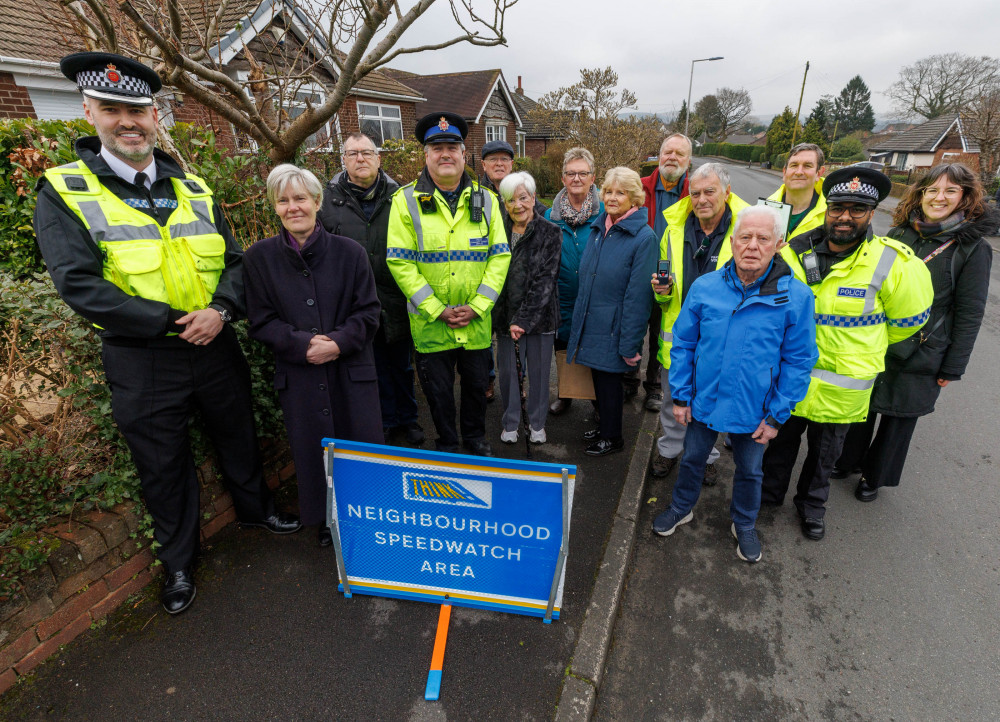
[{"left": 790, "top": 61, "right": 810, "bottom": 148}]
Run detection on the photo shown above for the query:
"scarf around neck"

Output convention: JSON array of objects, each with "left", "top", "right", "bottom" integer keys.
[
  {"left": 558, "top": 187, "right": 595, "bottom": 228},
  {"left": 910, "top": 209, "right": 965, "bottom": 238}
]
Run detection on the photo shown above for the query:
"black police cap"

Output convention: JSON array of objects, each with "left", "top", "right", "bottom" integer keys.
[
  {"left": 60, "top": 52, "right": 162, "bottom": 106},
  {"left": 415, "top": 111, "right": 468, "bottom": 144},
  {"left": 823, "top": 165, "right": 893, "bottom": 206}
]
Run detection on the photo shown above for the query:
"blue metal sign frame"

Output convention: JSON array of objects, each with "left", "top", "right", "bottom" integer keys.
[{"left": 324, "top": 439, "right": 575, "bottom": 621}]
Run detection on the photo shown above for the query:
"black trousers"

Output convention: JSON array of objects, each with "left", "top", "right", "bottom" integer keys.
[
  {"left": 837, "top": 414, "right": 920, "bottom": 489},
  {"left": 623, "top": 304, "right": 662, "bottom": 394},
  {"left": 761, "top": 415, "right": 850, "bottom": 519},
  {"left": 102, "top": 327, "right": 272, "bottom": 575},
  {"left": 415, "top": 347, "right": 490, "bottom": 449},
  {"left": 590, "top": 368, "right": 624, "bottom": 442}
]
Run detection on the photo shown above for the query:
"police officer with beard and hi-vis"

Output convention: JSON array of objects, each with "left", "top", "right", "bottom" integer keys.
[
  {"left": 33, "top": 52, "right": 301, "bottom": 616},
  {"left": 760, "top": 166, "right": 934, "bottom": 541},
  {"left": 387, "top": 112, "right": 510, "bottom": 457}
]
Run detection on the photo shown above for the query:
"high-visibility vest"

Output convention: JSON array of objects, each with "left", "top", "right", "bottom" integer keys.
[
  {"left": 44, "top": 162, "right": 227, "bottom": 315},
  {"left": 780, "top": 234, "right": 933, "bottom": 423},
  {"left": 655, "top": 193, "right": 749, "bottom": 368},
  {"left": 768, "top": 180, "right": 827, "bottom": 241},
  {"left": 386, "top": 179, "right": 510, "bottom": 353}
]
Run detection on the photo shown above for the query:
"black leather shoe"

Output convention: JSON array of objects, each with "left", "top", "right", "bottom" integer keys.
[
  {"left": 830, "top": 466, "right": 860, "bottom": 480},
  {"left": 161, "top": 570, "right": 196, "bottom": 615},
  {"left": 583, "top": 428, "right": 601, "bottom": 441},
  {"left": 403, "top": 422, "right": 425, "bottom": 445},
  {"left": 800, "top": 516, "right": 825, "bottom": 541},
  {"left": 702, "top": 463, "right": 719, "bottom": 487},
  {"left": 855, "top": 477, "right": 879, "bottom": 502},
  {"left": 549, "top": 398, "right": 572, "bottom": 415},
  {"left": 585, "top": 438, "right": 624, "bottom": 456},
  {"left": 241, "top": 511, "right": 302, "bottom": 535},
  {"left": 463, "top": 438, "right": 494, "bottom": 457},
  {"left": 318, "top": 526, "right": 333, "bottom": 547}
]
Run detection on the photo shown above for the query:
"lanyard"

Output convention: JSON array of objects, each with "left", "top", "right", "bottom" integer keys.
[{"left": 922, "top": 238, "right": 955, "bottom": 263}]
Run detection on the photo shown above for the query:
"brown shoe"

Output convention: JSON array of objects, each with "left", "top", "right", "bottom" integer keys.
[
  {"left": 702, "top": 462, "right": 718, "bottom": 487},
  {"left": 650, "top": 453, "right": 678, "bottom": 478},
  {"left": 485, "top": 379, "right": 495, "bottom": 402}
]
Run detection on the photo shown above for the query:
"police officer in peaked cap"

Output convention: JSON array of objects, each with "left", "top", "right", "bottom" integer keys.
[{"left": 33, "top": 52, "right": 302, "bottom": 615}]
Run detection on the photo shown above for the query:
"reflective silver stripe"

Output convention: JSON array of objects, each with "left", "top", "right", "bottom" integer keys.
[
  {"left": 406, "top": 301, "right": 420, "bottom": 316},
  {"left": 402, "top": 186, "right": 425, "bottom": 251},
  {"left": 811, "top": 369, "right": 875, "bottom": 391},
  {"left": 659, "top": 329, "right": 673, "bottom": 343},
  {"left": 189, "top": 199, "right": 213, "bottom": 223},
  {"left": 170, "top": 219, "right": 218, "bottom": 238},
  {"left": 483, "top": 188, "right": 493, "bottom": 223},
  {"left": 477, "top": 283, "right": 499, "bottom": 302},
  {"left": 863, "top": 245, "right": 896, "bottom": 314},
  {"left": 409, "top": 284, "right": 434, "bottom": 308},
  {"left": 77, "top": 201, "right": 161, "bottom": 242}
]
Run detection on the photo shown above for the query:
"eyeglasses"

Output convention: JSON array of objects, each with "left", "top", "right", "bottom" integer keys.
[
  {"left": 563, "top": 171, "right": 593, "bottom": 179},
  {"left": 922, "top": 186, "right": 962, "bottom": 199},
  {"left": 827, "top": 204, "right": 871, "bottom": 219},
  {"left": 485, "top": 156, "right": 512, "bottom": 164},
  {"left": 344, "top": 150, "right": 376, "bottom": 159}
]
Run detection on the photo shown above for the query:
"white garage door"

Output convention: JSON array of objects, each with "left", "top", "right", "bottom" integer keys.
[{"left": 27, "top": 88, "right": 85, "bottom": 120}]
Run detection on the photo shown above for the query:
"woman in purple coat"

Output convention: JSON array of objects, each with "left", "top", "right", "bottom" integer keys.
[{"left": 244, "top": 164, "right": 383, "bottom": 547}]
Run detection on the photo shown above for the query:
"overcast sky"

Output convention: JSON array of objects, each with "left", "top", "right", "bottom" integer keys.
[{"left": 383, "top": 0, "right": 1000, "bottom": 122}]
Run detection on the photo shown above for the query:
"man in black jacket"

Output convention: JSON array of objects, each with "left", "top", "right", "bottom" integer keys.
[
  {"left": 33, "top": 52, "right": 300, "bottom": 616},
  {"left": 319, "top": 132, "right": 424, "bottom": 445}
]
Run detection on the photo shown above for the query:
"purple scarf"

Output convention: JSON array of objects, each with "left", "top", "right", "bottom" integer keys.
[{"left": 910, "top": 210, "right": 965, "bottom": 238}]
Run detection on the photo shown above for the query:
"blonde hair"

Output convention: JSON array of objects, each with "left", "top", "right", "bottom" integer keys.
[
  {"left": 600, "top": 166, "right": 644, "bottom": 208},
  {"left": 266, "top": 164, "right": 323, "bottom": 208}
]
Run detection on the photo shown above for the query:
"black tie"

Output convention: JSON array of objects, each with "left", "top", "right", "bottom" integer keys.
[{"left": 134, "top": 171, "right": 148, "bottom": 188}]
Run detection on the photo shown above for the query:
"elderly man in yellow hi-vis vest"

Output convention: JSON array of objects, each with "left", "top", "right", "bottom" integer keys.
[
  {"left": 33, "top": 52, "right": 301, "bottom": 616},
  {"left": 767, "top": 142, "right": 828, "bottom": 243},
  {"left": 387, "top": 111, "right": 510, "bottom": 457},
  {"left": 760, "top": 166, "right": 933, "bottom": 542}
]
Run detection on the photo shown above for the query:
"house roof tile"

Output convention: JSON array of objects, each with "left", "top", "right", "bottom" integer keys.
[
  {"left": 868, "top": 114, "right": 977, "bottom": 153},
  {"left": 383, "top": 68, "right": 503, "bottom": 120}
]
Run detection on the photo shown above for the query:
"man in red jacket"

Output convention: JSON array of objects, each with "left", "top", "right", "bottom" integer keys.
[{"left": 631, "top": 133, "right": 692, "bottom": 411}]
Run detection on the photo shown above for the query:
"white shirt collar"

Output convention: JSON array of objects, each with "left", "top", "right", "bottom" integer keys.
[{"left": 99, "top": 146, "right": 156, "bottom": 189}]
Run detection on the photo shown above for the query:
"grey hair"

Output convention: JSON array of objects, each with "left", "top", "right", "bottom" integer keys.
[
  {"left": 690, "top": 162, "right": 730, "bottom": 189},
  {"left": 733, "top": 205, "right": 784, "bottom": 242},
  {"left": 660, "top": 132, "right": 693, "bottom": 156},
  {"left": 266, "top": 163, "right": 323, "bottom": 208},
  {"left": 562, "top": 146, "right": 595, "bottom": 174},
  {"left": 498, "top": 171, "right": 537, "bottom": 202},
  {"left": 423, "top": 142, "right": 466, "bottom": 153}
]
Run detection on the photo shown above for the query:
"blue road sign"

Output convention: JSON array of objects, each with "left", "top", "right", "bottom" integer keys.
[{"left": 324, "top": 439, "right": 575, "bottom": 620}]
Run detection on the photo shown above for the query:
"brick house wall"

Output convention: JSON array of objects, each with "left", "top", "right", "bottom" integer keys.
[
  {"left": 466, "top": 89, "right": 516, "bottom": 175},
  {"left": 0, "top": 72, "right": 37, "bottom": 119}
]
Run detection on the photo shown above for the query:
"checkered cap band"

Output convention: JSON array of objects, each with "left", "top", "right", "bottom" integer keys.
[
  {"left": 827, "top": 180, "right": 879, "bottom": 201},
  {"left": 76, "top": 69, "right": 152, "bottom": 98}
]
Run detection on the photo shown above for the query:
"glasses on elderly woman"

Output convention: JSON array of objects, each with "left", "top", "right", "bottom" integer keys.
[{"left": 563, "top": 171, "right": 593, "bottom": 179}]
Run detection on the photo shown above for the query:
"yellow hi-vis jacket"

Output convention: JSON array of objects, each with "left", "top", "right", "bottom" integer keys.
[
  {"left": 768, "top": 179, "right": 827, "bottom": 242},
  {"left": 654, "top": 192, "right": 750, "bottom": 368},
  {"left": 780, "top": 230, "right": 934, "bottom": 423},
  {"left": 43, "top": 162, "right": 227, "bottom": 315},
  {"left": 386, "top": 176, "right": 510, "bottom": 353}
]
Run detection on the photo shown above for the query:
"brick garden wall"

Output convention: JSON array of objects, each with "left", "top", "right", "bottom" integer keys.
[
  {"left": 0, "top": 72, "right": 37, "bottom": 119},
  {"left": 0, "top": 442, "right": 293, "bottom": 694}
]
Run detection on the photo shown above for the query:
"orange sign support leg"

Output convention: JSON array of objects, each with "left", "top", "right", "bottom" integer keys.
[{"left": 424, "top": 603, "right": 452, "bottom": 700}]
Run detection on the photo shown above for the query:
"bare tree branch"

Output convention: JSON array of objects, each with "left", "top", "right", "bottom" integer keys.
[{"left": 887, "top": 53, "right": 1000, "bottom": 120}]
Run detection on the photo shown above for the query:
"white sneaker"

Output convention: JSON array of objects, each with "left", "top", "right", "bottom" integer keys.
[
  {"left": 529, "top": 428, "right": 547, "bottom": 444},
  {"left": 500, "top": 429, "right": 518, "bottom": 444}
]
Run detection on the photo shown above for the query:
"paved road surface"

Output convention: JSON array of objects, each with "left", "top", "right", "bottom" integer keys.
[{"left": 595, "top": 161, "right": 1000, "bottom": 721}]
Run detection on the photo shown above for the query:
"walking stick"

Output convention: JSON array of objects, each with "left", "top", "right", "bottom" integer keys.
[{"left": 513, "top": 337, "right": 532, "bottom": 459}]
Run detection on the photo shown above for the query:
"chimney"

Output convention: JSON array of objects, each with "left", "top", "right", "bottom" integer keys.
[{"left": 516, "top": 75, "right": 524, "bottom": 95}]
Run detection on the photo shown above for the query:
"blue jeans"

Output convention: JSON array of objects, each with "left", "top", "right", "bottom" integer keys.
[{"left": 669, "top": 418, "right": 766, "bottom": 530}]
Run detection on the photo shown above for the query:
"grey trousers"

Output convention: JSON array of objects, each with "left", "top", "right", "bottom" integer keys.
[
  {"left": 496, "top": 333, "right": 554, "bottom": 433},
  {"left": 656, "top": 368, "right": 721, "bottom": 463}
]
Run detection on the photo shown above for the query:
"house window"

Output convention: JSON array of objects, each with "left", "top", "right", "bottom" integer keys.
[
  {"left": 358, "top": 102, "right": 403, "bottom": 147},
  {"left": 232, "top": 71, "right": 259, "bottom": 152},
  {"left": 516, "top": 131, "right": 526, "bottom": 158},
  {"left": 287, "top": 86, "right": 332, "bottom": 150},
  {"left": 485, "top": 123, "right": 507, "bottom": 143}
]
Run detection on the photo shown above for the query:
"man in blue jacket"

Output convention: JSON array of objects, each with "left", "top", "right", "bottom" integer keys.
[{"left": 651, "top": 206, "right": 817, "bottom": 563}]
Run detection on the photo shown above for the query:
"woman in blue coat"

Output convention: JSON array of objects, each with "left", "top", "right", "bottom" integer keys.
[
  {"left": 566, "top": 167, "right": 658, "bottom": 456},
  {"left": 544, "top": 146, "right": 603, "bottom": 416}
]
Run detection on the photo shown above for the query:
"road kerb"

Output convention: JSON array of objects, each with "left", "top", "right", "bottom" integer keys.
[{"left": 554, "top": 409, "right": 658, "bottom": 720}]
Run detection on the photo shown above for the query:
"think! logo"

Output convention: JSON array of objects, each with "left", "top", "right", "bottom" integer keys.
[{"left": 403, "top": 472, "right": 490, "bottom": 508}]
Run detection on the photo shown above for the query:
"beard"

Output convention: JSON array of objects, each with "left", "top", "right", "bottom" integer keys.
[
  {"left": 825, "top": 220, "right": 868, "bottom": 245},
  {"left": 659, "top": 163, "right": 685, "bottom": 182},
  {"left": 97, "top": 126, "right": 155, "bottom": 163}
]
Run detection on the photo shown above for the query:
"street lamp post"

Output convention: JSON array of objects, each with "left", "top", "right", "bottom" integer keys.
[{"left": 685, "top": 56, "right": 724, "bottom": 137}]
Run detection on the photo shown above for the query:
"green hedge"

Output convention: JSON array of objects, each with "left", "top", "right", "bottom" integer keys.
[
  {"left": 699, "top": 142, "right": 763, "bottom": 163},
  {"left": 0, "top": 120, "right": 291, "bottom": 600}
]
